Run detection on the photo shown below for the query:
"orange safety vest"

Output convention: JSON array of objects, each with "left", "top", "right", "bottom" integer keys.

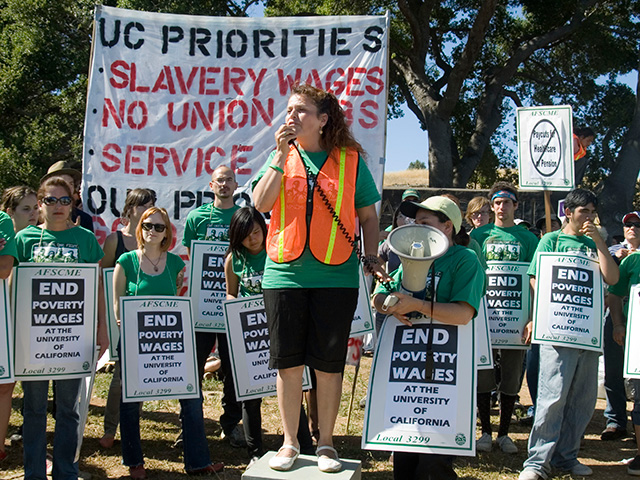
[
  {"left": 267, "top": 146, "right": 359, "bottom": 265},
  {"left": 573, "top": 133, "right": 586, "bottom": 161}
]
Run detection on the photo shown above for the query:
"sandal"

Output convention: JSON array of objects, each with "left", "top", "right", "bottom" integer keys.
[{"left": 268, "top": 444, "right": 299, "bottom": 471}]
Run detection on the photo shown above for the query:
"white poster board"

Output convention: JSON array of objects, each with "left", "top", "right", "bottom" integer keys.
[
  {"left": 516, "top": 105, "right": 574, "bottom": 191},
  {"left": 102, "top": 267, "right": 119, "bottom": 360},
  {"left": 224, "top": 295, "right": 311, "bottom": 400},
  {"left": 475, "top": 297, "right": 493, "bottom": 370},
  {"left": 120, "top": 296, "right": 200, "bottom": 402},
  {"left": 623, "top": 284, "right": 640, "bottom": 379},
  {"left": 532, "top": 253, "right": 603, "bottom": 352},
  {"left": 82, "top": 6, "right": 390, "bottom": 250},
  {"left": 13, "top": 264, "right": 99, "bottom": 380},
  {"left": 189, "top": 240, "right": 228, "bottom": 332},
  {"left": 0, "top": 280, "right": 14, "bottom": 384},
  {"left": 362, "top": 316, "right": 476, "bottom": 456},
  {"left": 486, "top": 262, "right": 531, "bottom": 349},
  {"left": 350, "top": 265, "right": 375, "bottom": 337}
]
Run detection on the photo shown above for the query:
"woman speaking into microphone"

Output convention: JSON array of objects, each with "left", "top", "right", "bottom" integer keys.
[{"left": 252, "top": 84, "right": 386, "bottom": 472}]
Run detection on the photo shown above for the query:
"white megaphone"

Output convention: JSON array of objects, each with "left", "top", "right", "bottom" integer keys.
[{"left": 387, "top": 224, "right": 450, "bottom": 294}]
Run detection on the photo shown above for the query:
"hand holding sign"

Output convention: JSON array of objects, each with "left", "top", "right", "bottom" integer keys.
[{"left": 381, "top": 292, "right": 426, "bottom": 326}]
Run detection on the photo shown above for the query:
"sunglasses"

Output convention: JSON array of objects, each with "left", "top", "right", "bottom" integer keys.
[
  {"left": 141, "top": 222, "right": 167, "bottom": 233},
  {"left": 624, "top": 222, "right": 640, "bottom": 228},
  {"left": 42, "top": 196, "right": 73, "bottom": 206}
]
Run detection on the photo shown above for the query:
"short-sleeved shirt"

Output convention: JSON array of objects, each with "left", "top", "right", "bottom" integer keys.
[
  {"left": 374, "top": 244, "right": 486, "bottom": 315},
  {"left": 231, "top": 249, "right": 266, "bottom": 297},
  {"left": 0, "top": 211, "right": 18, "bottom": 263},
  {"left": 117, "top": 251, "right": 185, "bottom": 296},
  {"left": 527, "top": 230, "right": 598, "bottom": 277},
  {"left": 608, "top": 252, "right": 640, "bottom": 315},
  {"left": 471, "top": 223, "right": 539, "bottom": 264},
  {"left": 252, "top": 148, "right": 380, "bottom": 289},
  {"left": 16, "top": 225, "right": 103, "bottom": 264},
  {"left": 182, "top": 204, "right": 240, "bottom": 247}
]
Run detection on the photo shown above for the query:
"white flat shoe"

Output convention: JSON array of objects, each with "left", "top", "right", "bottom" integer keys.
[
  {"left": 269, "top": 445, "right": 299, "bottom": 471},
  {"left": 316, "top": 445, "right": 342, "bottom": 473}
]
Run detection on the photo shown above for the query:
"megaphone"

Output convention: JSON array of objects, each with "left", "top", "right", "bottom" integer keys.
[{"left": 387, "top": 224, "right": 449, "bottom": 294}]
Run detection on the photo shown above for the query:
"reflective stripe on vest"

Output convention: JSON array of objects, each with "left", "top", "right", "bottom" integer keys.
[{"left": 266, "top": 146, "right": 358, "bottom": 265}]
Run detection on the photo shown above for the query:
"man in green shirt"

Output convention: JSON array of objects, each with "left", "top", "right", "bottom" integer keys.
[
  {"left": 182, "top": 165, "right": 244, "bottom": 448},
  {"left": 470, "top": 182, "right": 539, "bottom": 454}
]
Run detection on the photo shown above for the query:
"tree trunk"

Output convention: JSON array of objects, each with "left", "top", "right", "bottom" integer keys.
[
  {"left": 427, "top": 115, "right": 454, "bottom": 187},
  {"left": 599, "top": 65, "right": 640, "bottom": 240}
]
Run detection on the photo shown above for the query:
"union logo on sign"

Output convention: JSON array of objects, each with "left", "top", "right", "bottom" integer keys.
[{"left": 530, "top": 119, "right": 562, "bottom": 177}]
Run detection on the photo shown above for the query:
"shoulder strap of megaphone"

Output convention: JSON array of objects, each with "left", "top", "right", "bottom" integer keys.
[{"left": 291, "top": 142, "right": 393, "bottom": 292}]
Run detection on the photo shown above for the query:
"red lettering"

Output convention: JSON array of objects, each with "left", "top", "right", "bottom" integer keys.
[
  {"left": 129, "top": 62, "right": 150, "bottom": 93},
  {"left": 148, "top": 146, "right": 170, "bottom": 176},
  {"left": 251, "top": 98, "right": 274, "bottom": 126},
  {"left": 366, "top": 67, "right": 385, "bottom": 95},
  {"left": 109, "top": 60, "right": 130, "bottom": 89},
  {"left": 151, "top": 66, "right": 176, "bottom": 94},
  {"left": 359, "top": 100, "right": 378, "bottom": 129},
  {"left": 127, "top": 101, "right": 148, "bottom": 130},
  {"left": 341, "top": 100, "right": 353, "bottom": 126},
  {"left": 231, "top": 145, "right": 253, "bottom": 175},
  {"left": 190, "top": 102, "right": 214, "bottom": 131},
  {"left": 101, "top": 144, "right": 121, "bottom": 172},
  {"left": 227, "top": 100, "right": 248, "bottom": 129},
  {"left": 247, "top": 68, "right": 267, "bottom": 96},
  {"left": 175, "top": 66, "right": 199, "bottom": 94},
  {"left": 277, "top": 69, "right": 302, "bottom": 95},
  {"left": 168, "top": 102, "right": 189, "bottom": 132},
  {"left": 171, "top": 148, "right": 193, "bottom": 176},
  {"left": 304, "top": 69, "right": 323, "bottom": 90},
  {"left": 124, "top": 145, "right": 146, "bottom": 175},
  {"left": 102, "top": 98, "right": 125, "bottom": 128},
  {"left": 224, "top": 67, "right": 245, "bottom": 95},
  {"left": 197, "top": 146, "right": 225, "bottom": 177},
  {"left": 346, "top": 67, "right": 366, "bottom": 96},
  {"left": 325, "top": 68, "right": 345, "bottom": 95},
  {"left": 199, "top": 67, "right": 220, "bottom": 95},
  {"left": 93, "top": 215, "right": 108, "bottom": 246}
]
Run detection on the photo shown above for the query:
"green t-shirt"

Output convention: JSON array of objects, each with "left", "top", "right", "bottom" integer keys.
[
  {"left": 471, "top": 223, "right": 539, "bottom": 264},
  {"left": 117, "top": 251, "right": 185, "bottom": 296},
  {"left": 608, "top": 252, "right": 640, "bottom": 315},
  {"left": 16, "top": 225, "right": 103, "bottom": 264},
  {"left": 182, "top": 204, "right": 240, "bottom": 247},
  {"left": 0, "top": 211, "right": 18, "bottom": 263},
  {"left": 527, "top": 230, "right": 598, "bottom": 277},
  {"left": 374, "top": 244, "right": 486, "bottom": 315},
  {"left": 231, "top": 249, "right": 266, "bottom": 297},
  {"left": 253, "top": 148, "right": 381, "bottom": 289}
]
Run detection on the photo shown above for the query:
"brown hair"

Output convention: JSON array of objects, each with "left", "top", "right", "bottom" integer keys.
[
  {"left": 121, "top": 188, "right": 156, "bottom": 219},
  {"left": 465, "top": 196, "right": 492, "bottom": 224},
  {"left": 291, "top": 83, "right": 364, "bottom": 155},
  {"left": 38, "top": 176, "right": 73, "bottom": 201},
  {"left": 1, "top": 186, "right": 37, "bottom": 213},
  {"left": 136, "top": 207, "right": 173, "bottom": 252}
]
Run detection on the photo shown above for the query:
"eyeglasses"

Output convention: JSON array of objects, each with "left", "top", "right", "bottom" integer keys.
[
  {"left": 141, "top": 222, "right": 167, "bottom": 233},
  {"left": 471, "top": 210, "right": 490, "bottom": 217},
  {"left": 42, "top": 196, "right": 73, "bottom": 206},
  {"left": 624, "top": 222, "right": 640, "bottom": 228}
]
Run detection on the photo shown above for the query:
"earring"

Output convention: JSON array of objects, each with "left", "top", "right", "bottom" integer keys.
[{"left": 319, "top": 127, "right": 323, "bottom": 135}]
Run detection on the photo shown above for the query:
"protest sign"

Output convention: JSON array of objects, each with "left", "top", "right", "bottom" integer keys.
[
  {"left": 350, "top": 265, "right": 375, "bottom": 337},
  {"left": 0, "top": 280, "right": 13, "bottom": 384},
  {"left": 13, "top": 264, "right": 99, "bottom": 380},
  {"left": 189, "top": 240, "right": 228, "bottom": 332},
  {"left": 363, "top": 316, "right": 476, "bottom": 456},
  {"left": 624, "top": 284, "right": 640, "bottom": 379},
  {"left": 516, "top": 105, "right": 574, "bottom": 191},
  {"left": 486, "top": 262, "right": 531, "bottom": 349},
  {"left": 224, "top": 295, "right": 311, "bottom": 400},
  {"left": 532, "top": 253, "right": 603, "bottom": 351},
  {"left": 82, "top": 6, "right": 390, "bottom": 250},
  {"left": 120, "top": 296, "right": 199, "bottom": 402},
  {"left": 102, "top": 267, "right": 119, "bottom": 360},
  {"left": 475, "top": 297, "right": 493, "bottom": 370}
]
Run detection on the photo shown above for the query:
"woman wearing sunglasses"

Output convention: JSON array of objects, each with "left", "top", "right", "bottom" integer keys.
[
  {"left": 15, "top": 176, "right": 106, "bottom": 480},
  {"left": 113, "top": 207, "right": 223, "bottom": 479}
]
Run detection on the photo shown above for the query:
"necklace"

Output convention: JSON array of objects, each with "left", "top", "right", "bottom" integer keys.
[{"left": 143, "top": 251, "right": 162, "bottom": 272}]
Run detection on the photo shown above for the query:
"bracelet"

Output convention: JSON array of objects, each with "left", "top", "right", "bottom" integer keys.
[
  {"left": 365, "top": 254, "right": 379, "bottom": 266},
  {"left": 269, "top": 164, "right": 284, "bottom": 174}
]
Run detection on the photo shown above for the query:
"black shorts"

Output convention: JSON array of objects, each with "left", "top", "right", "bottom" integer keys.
[{"left": 263, "top": 288, "right": 359, "bottom": 373}]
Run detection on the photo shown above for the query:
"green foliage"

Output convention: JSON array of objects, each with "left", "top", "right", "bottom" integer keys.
[{"left": 407, "top": 160, "right": 426, "bottom": 170}]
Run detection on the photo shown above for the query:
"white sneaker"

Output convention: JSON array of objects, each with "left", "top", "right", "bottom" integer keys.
[
  {"left": 496, "top": 435, "right": 518, "bottom": 454},
  {"left": 518, "top": 470, "right": 541, "bottom": 480},
  {"left": 476, "top": 432, "right": 492, "bottom": 452}
]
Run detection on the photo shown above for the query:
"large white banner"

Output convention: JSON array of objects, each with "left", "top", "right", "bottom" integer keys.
[
  {"left": 82, "top": 6, "right": 390, "bottom": 254},
  {"left": 362, "top": 316, "right": 476, "bottom": 456},
  {"left": 13, "top": 264, "right": 99, "bottom": 380},
  {"left": 532, "top": 253, "right": 603, "bottom": 352},
  {"left": 0, "top": 280, "right": 14, "bottom": 384},
  {"left": 486, "top": 262, "right": 531, "bottom": 349},
  {"left": 120, "top": 296, "right": 200, "bottom": 402}
]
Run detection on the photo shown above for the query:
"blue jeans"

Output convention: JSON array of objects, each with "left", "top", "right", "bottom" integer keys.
[
  {"left": 120, "top": 395, "right": 211, "bottom": 471},
  {"left": 526, "top": 343, "right": 540, "bottom": 409},
  {"left": 522, "top": 345, "right": 599, "bottom": 479},
  {"left": 22, "top": 378, "right": 82, "bottom": 480},
  {"left": 603, "top": 313, "right": 628, "bottom": 430}
]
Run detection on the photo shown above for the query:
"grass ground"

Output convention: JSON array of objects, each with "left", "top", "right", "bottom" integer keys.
[{"left": 1, "top": 355, "right": 634, "bottom": 479}]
